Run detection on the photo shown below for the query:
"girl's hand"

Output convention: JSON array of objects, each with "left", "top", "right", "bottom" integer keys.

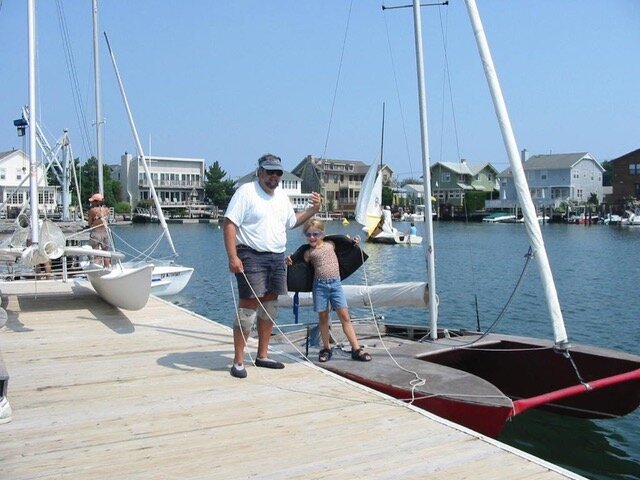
[
  {"left": 285, "top": 255, "right": 293, "bottom": 265},
  {"left": 353, "top": 235, "right": 360, "bottom": 245}
]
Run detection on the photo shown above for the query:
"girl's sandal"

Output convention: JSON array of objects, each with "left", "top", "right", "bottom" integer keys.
[
  {"left": 318, "top": 348, "right": 332, "bottom": 363},
  {"left": 351, "top": 347, "right": 372, "bottom": 362}
]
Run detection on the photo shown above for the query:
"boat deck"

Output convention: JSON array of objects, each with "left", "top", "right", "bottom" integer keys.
[{"left": 0, "top": 281, "right": 584, "bottom": 479}]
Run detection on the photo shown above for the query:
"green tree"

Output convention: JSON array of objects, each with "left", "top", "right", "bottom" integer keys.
[
  {"left": 382, "top": 185, "right": 393, "bottom": 207},
  {"left": 80, "top": 157, "right": 121, "bottom": 206},
  {"left": 204, "top": 161, "right": 236, "bottom": 208}
]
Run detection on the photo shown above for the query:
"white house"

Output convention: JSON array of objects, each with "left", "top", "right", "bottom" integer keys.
[
  {"left": 120, "top": 153, "right": 206, "bottom": 207},
  {"left": 493, "top": 152, "right": 604, "bottom": 209},
  {"left": 0, "top": 149, "right": 58, "bottom": 217},
  {"left": 236, "top": 170, "right": 310, "bottom": 212}
]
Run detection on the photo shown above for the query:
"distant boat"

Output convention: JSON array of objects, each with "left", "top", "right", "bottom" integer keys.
[
  {"left": 354, "top": 104, "right": 422, "bottom": 245},
  {"left": 482, "top": 211, "right": 516, "bottom": 223},
  {"left": 621, "top": 208, "right": 640, "bottom": 226},
  {"left": 401, "top": 204, "right": 436, "bottom": 223}
]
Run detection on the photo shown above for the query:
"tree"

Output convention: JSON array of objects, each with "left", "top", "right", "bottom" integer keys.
[
  {"left": 382, "top": 185, "right": 393, "bottom": 207},
  {"left": 79, "top": 157, "right": 121, "bottom": 207},
  {"left": 204, "top": 161, "right": 236, "bottom": 208}
]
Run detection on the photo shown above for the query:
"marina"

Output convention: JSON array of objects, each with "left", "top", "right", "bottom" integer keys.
[
  {"left": 0, "top": 280, "right": 585, "bottom": 479},
  {"left": 108, "top": 221, "right": 640, "bottom": 480}
]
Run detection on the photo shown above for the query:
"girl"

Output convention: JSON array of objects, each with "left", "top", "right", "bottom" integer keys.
[{"left": 289, "top": 219, "right": 371, "bottom": 363}]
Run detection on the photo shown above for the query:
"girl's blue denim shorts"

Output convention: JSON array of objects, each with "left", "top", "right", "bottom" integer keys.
[{"left": 313, "top": 277, "right": 348, "bottom": 312}]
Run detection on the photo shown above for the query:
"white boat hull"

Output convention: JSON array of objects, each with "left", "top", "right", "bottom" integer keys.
[
  {"left": 370, "top": 230, "right": 423, "bottom": 245},
  {"left": 150, "top": 264, "right": 194, "bottom": 296},
  {"left": 86, "top": 264, "right": 154, "bottom": 310}
]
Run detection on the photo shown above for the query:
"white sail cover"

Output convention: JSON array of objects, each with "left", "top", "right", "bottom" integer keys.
[
  {"left": 354, "top": 165, "right": 383, "bottom": 238},
  {"left": 279, "top": 282, "right": 429, "bottom": 308}
]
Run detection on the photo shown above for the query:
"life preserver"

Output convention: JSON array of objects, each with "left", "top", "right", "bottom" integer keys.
[{"left": 286, "top": 234, "right": 369, "bottom": 292}]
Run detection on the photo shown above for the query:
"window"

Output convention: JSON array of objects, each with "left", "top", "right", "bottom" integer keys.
[
  {"left": 0, "top": 168, "right": 5, "bottom": 180},
  {"left": 635, "top": 184, "right": 640, "bottom": 196},
  {"left": 540, "top": 170, "right": 547, "bottom": 180},
  {"left": 629, "top": 164, "right": 640, "bottom": 175},
  {"left": 441, "top": 173, "right": 450, "bottom": 182},
  {"left": 577, "top": 189, "right": 583, "bottom": 199},
  {"left": 16, "top": 168, "right": 22, "bottom": 180}
]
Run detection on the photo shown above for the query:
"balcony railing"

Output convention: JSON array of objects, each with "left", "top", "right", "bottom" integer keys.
[{"left": 139, "top": 180, "right": 203, "bottom": 188}]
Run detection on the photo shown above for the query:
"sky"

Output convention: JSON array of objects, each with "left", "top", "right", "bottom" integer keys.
[{"left": 0, "top": 0, "right": 638, "bottom": 181}]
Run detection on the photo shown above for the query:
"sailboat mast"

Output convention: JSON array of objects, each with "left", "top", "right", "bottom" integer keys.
[
  {"left": 104, "top": 33, "right": 178, "bottom": 256},
  {"left": 92, "top": 0, "right": 104, "bottom": 196},
  {"left": 412, "top": 0, "right": 438, "bottom": 339},
  {"left": 27, "top": 0, "right": 39, "bottom": 243},
  {"left": 464, "top": 0, "right": 568, "bottom": 346},
  {"left": 379, "top": 102, "right": 385, "bottom": 170}
]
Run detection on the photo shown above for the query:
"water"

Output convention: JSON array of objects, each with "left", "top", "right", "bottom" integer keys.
[{"left": 112, "top": 221, "right": 640, "bottom": 480}]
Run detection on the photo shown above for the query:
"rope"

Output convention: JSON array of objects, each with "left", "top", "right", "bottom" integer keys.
[{"left": 227, "top": 272, "right": 395, "bottom": 406}]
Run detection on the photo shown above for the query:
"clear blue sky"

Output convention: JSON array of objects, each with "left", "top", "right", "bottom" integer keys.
[{"left": 1, "top": 1, "right": 638, "bottom": 181}]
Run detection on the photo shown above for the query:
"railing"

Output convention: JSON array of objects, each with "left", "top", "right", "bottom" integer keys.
[{"left": 138, "top": 180, "right": 203, "bottom": 188}]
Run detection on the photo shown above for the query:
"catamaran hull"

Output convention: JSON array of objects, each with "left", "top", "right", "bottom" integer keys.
[
  {"left": 86, "top": 264, "right": 154, "bottom": 310},
  {"left": 150, "top": 265, "right": 194, "bottom": 296},
  {"left": 308, "top": 327, "right": 640, "bottom": 438},
  {"left": 330, "top": 368, "right": 513, "bottom": 438}
]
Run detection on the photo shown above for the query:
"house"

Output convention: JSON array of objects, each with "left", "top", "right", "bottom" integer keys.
[
  {"left": 403, "top": 184, "right": 425, "bottom": 206},
  {"left": 236, "top": 170, "right": 310, "bottom": 212},
  {"left": 291, "top": 155, "right": 388, "bottom": 214},
  {"left": 492, "top": 152, "right": 604, "bottom": 209},
  {"left": 431, "top": 160, "right": 499, "bottom": 208},
  {"left": 608, "top": 148, "right": 640, "bottom": 210},
  {"left": 0, "top": 149, "right": 58, "bottom": 217},
  {"left": 120, "top": 152, "right": 206, "bottom": 207}
]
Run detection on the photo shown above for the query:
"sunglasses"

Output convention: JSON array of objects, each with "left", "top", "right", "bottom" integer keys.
[
  {"left": 304, "top": 232, "right": 323, "bottom": 238},
  {"left": 263, "top": 169, "right": 283, "bottom": 177}
]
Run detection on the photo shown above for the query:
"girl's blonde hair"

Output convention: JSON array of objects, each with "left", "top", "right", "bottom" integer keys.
[{"left": 303, "top": 218, "right": 325, "bottom": 233}]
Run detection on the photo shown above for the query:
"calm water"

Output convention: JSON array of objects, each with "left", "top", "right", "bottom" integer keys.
[{"left": 112, "top": 220, "right": 640, "bottom": 480}]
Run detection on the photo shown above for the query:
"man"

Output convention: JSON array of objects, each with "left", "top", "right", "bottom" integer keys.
[
  {"left": 223, "top": 154, "right": 321, "bottom": 379},
  {"left": 87, "top": 193, "right": 111, "bottom": 268}
]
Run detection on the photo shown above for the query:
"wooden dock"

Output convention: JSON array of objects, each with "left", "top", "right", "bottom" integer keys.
[{"left": 0, "top": 281, "right": 585, "bottom": 479}]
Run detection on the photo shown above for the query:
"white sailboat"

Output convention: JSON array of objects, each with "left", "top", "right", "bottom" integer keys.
[
  {"left": 284, "top": 0, "right": 640, "bottom": 438},
  {"left": 90, "top": 1, "right": 193, "bottom": 297},
  {"left": 0, "top": 0, "right": 153, "bottom": 312},
  {"left": 355, "top": 105, "right": 422, "bottom": 245}
]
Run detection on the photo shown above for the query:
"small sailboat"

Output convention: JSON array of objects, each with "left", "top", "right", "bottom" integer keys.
[
  {"left": 285, "top": 0, "right": 640, "bottom": 438},
  {"left": 90, "top": 3, "right": 193, "bottom": 297},
  {"left": 355, "top": 104, "right": 422, "bottom": 245}
]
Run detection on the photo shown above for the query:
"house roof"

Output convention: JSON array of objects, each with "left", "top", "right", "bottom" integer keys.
[
  {"left": 0, "top": 149, "right": 25, "bottom": 162},
  {"left": 404, "top": 183, "right": 424, "bottom": 194},
  {"left": 432, "top": 161, "right": 499, "bottom": 176},
  {"left": 499, "top": 152, "right": 603, "bottom": 176},
  {"left": 236, "top": 170, "right": 301, "bottom": 186},
  {"left": 292, "top": 155, "right": 372, "bottom": 175}
]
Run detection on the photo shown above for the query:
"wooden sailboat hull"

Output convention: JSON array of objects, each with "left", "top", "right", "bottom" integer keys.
[{"left": 306, "top": 326, "right": 640, "bottom": 438}]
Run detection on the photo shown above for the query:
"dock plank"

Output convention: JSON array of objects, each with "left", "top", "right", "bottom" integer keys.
[{"left": 0, "top": 281, "right": 584, "bottom": 479}]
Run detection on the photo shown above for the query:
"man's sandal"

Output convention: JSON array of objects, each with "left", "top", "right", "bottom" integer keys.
[
  {"left": 351, "top": 347, "right": 372, "bottom": 362},
  {"left": 318, "top": 348, "right": 332, "bottom": 362}
]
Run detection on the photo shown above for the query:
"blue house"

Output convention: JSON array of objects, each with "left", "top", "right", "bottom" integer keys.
[{"left": 492, "top": 152, "right": 604, "bottom": 209}]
